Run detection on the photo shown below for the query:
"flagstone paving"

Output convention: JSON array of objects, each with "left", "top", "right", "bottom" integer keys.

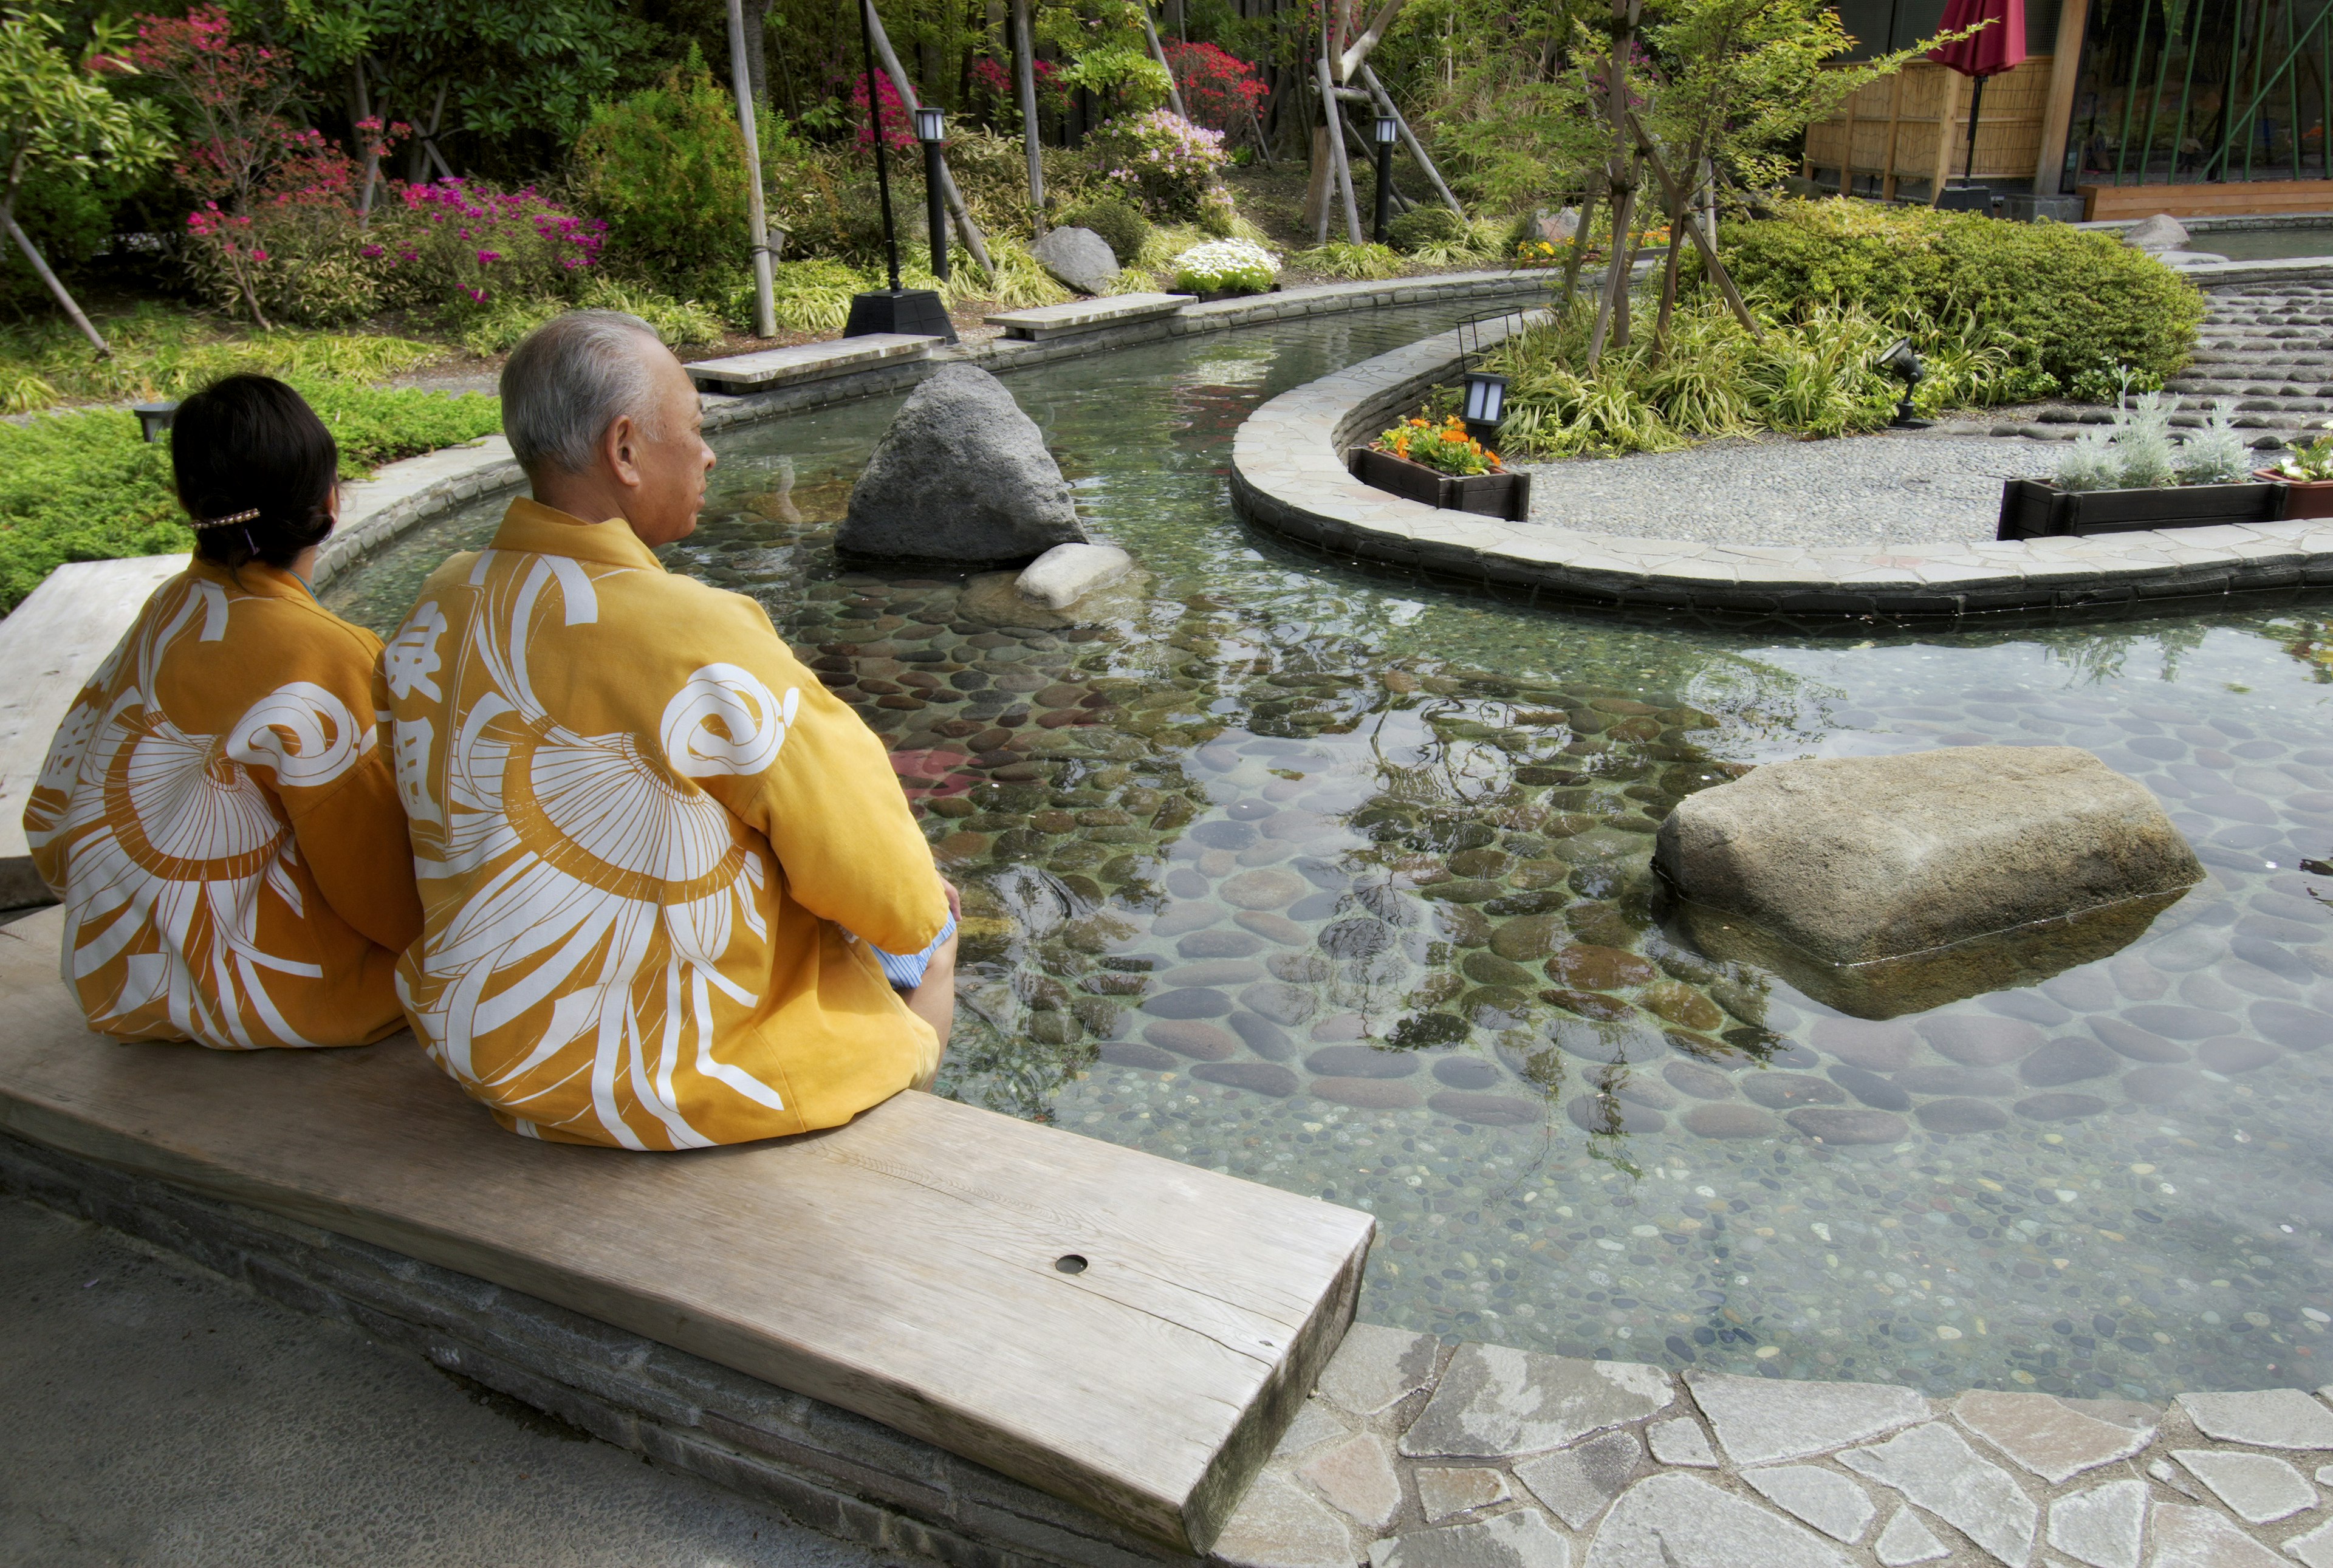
[{"left": 1213, "top": 1323, "right": 2333, "bottom": 1567}]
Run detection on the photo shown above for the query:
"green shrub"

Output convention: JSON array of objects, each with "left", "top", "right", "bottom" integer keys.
[
  {"left": 0, "top": 308, "right": 440, "bottom": 416},
  {"left": 1708, "top": 198, "right": 2204, "bottom": 395},
  {"left": 1388, "top": 206, "right": 1465, "bottom": 255},
  {"left": 457, "top": 279, "right": 727, "bottom": 355},
  {"left": 1060, "top": 197, "right": 1152, "bottom": 265},
  {"left": 1290, "top": 241, "right": 1403, "bottom": 280},
  {"left": 572, "top": 52, "right": 753, "bottom": 286},
  {"left": 0, "top": 383, "right": 501, "bottom": 613}
]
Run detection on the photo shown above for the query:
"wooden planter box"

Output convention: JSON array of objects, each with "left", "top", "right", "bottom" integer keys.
[
  {"left": 1348, "top": 446, "right": 1533, "bottom": 522},
  {"left": 1996, "top": 477, "right": 2286, "bottom": 540},
  {"left": 2256, "top": 469, "right": 2333, "bottom": 519}
]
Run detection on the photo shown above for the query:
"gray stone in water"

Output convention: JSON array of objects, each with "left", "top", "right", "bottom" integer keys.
[
  {"left": 2123, "top": 212, "right": 2191, "bottom": 250},
  {"left": 1655, "top": 746, "right": 2202, "bottom": 966},
  {"left": 1400, "top": 1346, "right": 1673, "bottom": 1460},
  {"left": 1581, "top": 1473, "right": 1855, "bottom": 1568},
  {"left": 838, "top": 363, "right": 1086, "bottom": 564},
  {"left": 1030, "top": 225, "right": 1120, "bottom": 295},
  {"left": 1015, "top": 543, "right": 1132, "bottom": 609}
]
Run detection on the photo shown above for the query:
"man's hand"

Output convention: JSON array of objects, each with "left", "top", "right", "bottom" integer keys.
[{"left": 942, "top": 877, "right": 962, "bottom": 920}]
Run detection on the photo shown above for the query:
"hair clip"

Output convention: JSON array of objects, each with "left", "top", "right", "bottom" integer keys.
[{"left": 194, "top": 507, "right": 262, "bottom": 530}]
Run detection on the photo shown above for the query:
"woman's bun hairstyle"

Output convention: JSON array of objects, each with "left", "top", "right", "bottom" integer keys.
[{"left": 171, "top": 374, "right": 338, "bottom": 572}]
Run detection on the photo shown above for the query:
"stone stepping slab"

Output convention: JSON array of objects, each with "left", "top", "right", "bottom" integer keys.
[
  {"left": 985, "top": 292, "right": 1195, "bottom": 340},
  {"left": 684, "top": 333, "right": 945, "bottom": 394}
]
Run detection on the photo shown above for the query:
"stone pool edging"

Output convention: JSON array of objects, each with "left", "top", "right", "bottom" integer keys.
[
  {"left": 304, "top": 270, "right": 1561, "bottom": 597},
  {"left": 12, "top": 1126, "right": 2333, "bottom": 1568},
  {"left": 1227, "top": 322, "right": 2333, "bottom": 622}
]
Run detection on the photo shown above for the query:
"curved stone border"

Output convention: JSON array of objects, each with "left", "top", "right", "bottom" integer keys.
[
  {"left": 303, "top": 270, "right": 1558, "bottom": 595},
  {"left": 1228, "top": 320, "right": 2333, "bottom": 621},
  {"left": 14, "top": 1128, "right": 2333, "bottom": 1568}
]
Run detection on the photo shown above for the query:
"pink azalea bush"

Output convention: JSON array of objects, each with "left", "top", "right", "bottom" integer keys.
[
  {"left": 373, "top": 178, "right": 608, "bottom": 317},
  {"left": 1087, "top": 109, "right": 1229, "bottom": 218}
]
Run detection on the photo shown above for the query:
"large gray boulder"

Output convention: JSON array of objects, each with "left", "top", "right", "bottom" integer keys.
[
  {"left": 1656, "top": 746, "right": 2202, "bottom": 969},
  {"left": 838, "top": 364, "right": 1086, "bottom": 563},
  {"left": 1030, "top": 225, "right": 1120, "bottom": 295},
  {"left": 2123, "top": 212, "right": 2190, "bottom": 251}
]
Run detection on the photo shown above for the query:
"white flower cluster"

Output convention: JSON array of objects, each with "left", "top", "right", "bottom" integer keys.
[{"left": 1171, "top": 238, "right": 1278, "bottom": 295}]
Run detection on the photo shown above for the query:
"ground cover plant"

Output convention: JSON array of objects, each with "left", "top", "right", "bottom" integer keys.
[{"left": 0, "top": 380, "right": 499, "bottom": 612}]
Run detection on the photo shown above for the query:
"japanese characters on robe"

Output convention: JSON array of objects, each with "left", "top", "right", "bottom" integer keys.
[
  {"left": 24, "top": 560, "right": 423, "bottom": 1048},
  {"left": 377, "top": 498, "right": 950, "bottom": 1148}
]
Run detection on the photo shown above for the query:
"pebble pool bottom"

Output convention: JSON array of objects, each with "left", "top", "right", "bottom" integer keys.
[{"left": 326, "top": 303, "right": 2333, "bottom": 1402}]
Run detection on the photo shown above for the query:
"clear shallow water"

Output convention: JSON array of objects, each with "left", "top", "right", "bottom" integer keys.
[
  {"left": 2193, "top": 223, "right": 2333, "bottom": 261},
  {"left": 327, "top": 306, "right": 2333, "bottom": 1402}
]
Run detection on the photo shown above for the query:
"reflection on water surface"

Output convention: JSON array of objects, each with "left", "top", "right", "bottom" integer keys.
[{"left": 327, "top": 306, "right": 2333, "bottom": 1400}]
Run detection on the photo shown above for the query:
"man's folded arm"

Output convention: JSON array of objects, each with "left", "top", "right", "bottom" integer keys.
[{"left": 679, "top": 597, "right": 948, "bottom": 956}]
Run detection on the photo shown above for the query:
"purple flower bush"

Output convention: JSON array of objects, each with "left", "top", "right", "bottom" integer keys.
[
  {"left": 1087, "top": 109, "right": 1230, "bottom": 218},
  {"left": 375, "top": 178, "right": 608, "bottom": 317}
]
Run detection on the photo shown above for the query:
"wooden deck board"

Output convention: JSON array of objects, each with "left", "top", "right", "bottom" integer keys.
[{"left": 0, "top": 906, "right": 1371, "bottom": 1552}]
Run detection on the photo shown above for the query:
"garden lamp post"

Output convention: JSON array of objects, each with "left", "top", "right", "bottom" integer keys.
[
  {"left": 915, "top": 106, "right": 949, "bottom": 283},
  {"left": 1372, "top": 115, "right": 1397, "bottom": 245},
  {"left": 843, "top": 0, "right": 954, "bottom": 341},
  {"left": 1462, "top": 369, "right": 1507, "bottom": 451}
]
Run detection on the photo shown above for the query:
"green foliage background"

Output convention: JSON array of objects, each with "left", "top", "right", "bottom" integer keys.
[{"left": 0, "top": 382, "right": 499, "bottom": 612}]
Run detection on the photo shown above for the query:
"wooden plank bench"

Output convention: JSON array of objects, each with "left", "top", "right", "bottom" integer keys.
[
  {"left": 684, "top": 334, "right": 945, "bottom": 394},
  {"left": 985, "top": 294, "right": 1194, "bottom": 341},
  {"left": 0, "top": 905, "right": 1371, "bottom": 1553},
  {"left": 0, "top": 555, "right": 188, "bottom": 910}
]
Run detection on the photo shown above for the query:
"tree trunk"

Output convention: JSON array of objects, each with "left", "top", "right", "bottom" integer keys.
[
  {"left": 1584, "top": 0, "right": 1643, "bottom": 368},
  {"left": 728, "top": 0, "right": 776, "bottom": 337},
  {"left": 742, "top": 0, "right": 770, "bottom": 106},
  {"left": 1012, "top": 0, "right": 1046, "bottom": 231},
  {"left": 1140, "top": 5, "right": 1187, "bottom": 120},
  {"left": 1316, "top": 53, "right": 1363, "bottom": 244},
  {"left": 1560, "top": 182, "right": 1600, "bottom": 309},
  {"left": 1304, "top": 125, "right": 1332, "bottom": 236}
]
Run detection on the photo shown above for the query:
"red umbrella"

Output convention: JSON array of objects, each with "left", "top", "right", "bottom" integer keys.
[{"left": 1928, "top": 0, "right": 2027, "bottom": 187}]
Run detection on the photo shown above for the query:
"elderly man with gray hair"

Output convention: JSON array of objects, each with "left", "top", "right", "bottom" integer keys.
[{"left": 376, "top": 310, "right": 959, "bottom": 1149}]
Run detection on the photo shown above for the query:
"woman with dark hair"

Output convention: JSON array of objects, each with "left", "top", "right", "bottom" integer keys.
[{"left": 22, "top": 374, "right": 422, "bottom": 1048}]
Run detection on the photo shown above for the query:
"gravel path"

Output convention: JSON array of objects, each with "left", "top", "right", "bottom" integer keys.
[{"left": 1516, "top": 428, "right": 2066, "bottom": 546}]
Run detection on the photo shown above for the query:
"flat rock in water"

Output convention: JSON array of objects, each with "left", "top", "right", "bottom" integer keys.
[
  {"left": 1654, "top": 747, "right": 2201, "bottom": 965},
  {"left": 839, "top": 363, "right": 1086, "bottom": 564},
  {"left": 1191, "top": 1061, "right": 1300, "bottom": 1097},
  {"left": 1016, "top": 543, "right": 1133, "bottom": 609},
  {"left": 1030, "top": 225, "right": 1120, "bottom": 295},
  {"left": 1914, "top": 1097, "right": 2009, "bottom": 1134}
]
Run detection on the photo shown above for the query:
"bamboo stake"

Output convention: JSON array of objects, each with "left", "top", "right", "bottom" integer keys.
[
  {"left": 1317, "top": 53, "right": 1364, "bottom": 244},
  {"left": 727, "top": 0, "right": 776, "bottom": 338},
  {"left": 864, "top": 0, "right": 995, "bottom": 278},
  {"left": 1358, "top": 64, "right": 1461, "bottom": 213}
]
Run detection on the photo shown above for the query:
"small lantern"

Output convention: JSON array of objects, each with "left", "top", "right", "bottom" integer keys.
[
  {"left": 132, "top": 401, "right": 178, "bottom": 443},
  {"left": 1374, "top": 114, "right": 1398, "bottom": 146},
  {"left": 914, "top": 106, "right": 946, "bottom": 145},
  {"left": 1462, "top": 370, "right": 1507, "bottom": 448}
]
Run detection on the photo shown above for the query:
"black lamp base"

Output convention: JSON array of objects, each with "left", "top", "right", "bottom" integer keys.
[
  {"left": 1463, "top": 417, "right": 1501, "bottom": 450},
  {"left": 844, "top": 289, "right": 957, "bottom": 344},
  {"left": 1934, "top": 183, "right": 1993, "bottom": 214}
]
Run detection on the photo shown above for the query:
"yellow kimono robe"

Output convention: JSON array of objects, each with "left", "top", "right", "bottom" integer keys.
[
  {"left": 24, "top": 560, "right": 422, "bottom": 1048},
  {"left": 379, "top": 498, "right": 948, "bottom": 1149}
]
